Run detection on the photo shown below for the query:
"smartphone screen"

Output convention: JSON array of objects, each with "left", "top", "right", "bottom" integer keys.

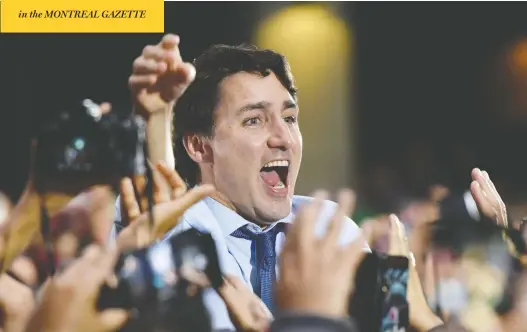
[
  {"left": 350, "top": 252, "right": 409, "bottom": 332},
  {"left": 380, "top": 256, "right": 409, "bottom": 332}
]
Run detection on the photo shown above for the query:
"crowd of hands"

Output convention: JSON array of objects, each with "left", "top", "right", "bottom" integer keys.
[
  {"left": 0, "top": 159, "right": 454, "bottom": 332},
  {"left": 0, "top": 33, "right": 519, "bottom": 332}
]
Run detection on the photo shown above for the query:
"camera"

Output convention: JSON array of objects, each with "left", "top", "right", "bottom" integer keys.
[
  {"left": 34, "top": 99, "right": 147, "bottom": 194},
  {"left": 97, "top": 229, "right": 223, "bottom": 332}
]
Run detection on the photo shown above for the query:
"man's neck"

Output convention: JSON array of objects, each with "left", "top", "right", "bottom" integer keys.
[
  {"left": 207, "top": 191, "right": 271, "bottom": 230},
  {"left": 208, "top": 191, "right": 237, "bottom": 212}
]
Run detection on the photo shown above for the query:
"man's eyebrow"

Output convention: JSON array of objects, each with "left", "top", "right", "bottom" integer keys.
[
  {"left": 283, "top": 100, "right": 298, "bottom": 110},
  {"left": 236, "top": 101, "right": 271, "bottom": 116},
  {"left": 236, "top": 100, "right": 297, "bottom": 116}
]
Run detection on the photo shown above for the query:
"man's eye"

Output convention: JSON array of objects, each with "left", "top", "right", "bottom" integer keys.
[
  {"left": 243, "top": 117, "right": 261, "bottom": 126},
  {"left": 284, "top": 116, "right": 297, "bottom": 124}
]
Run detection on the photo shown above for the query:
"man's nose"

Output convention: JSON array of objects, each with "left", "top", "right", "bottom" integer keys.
[{"left": 267, "top": 118, "right": 293, "bottom": 151}]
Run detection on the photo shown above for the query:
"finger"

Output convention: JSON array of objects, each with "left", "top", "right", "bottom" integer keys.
[
  {"left": 395, "top": 215, "right": 410, "bottom": 254},
  {"left": 471, "top": 167, "right": 480, "bottom": 181},
  {"left": 96, "top": 248, "right": 120, "bottom": 278},
  {"left": 360, "top": 225, "right": 374, "bottom": 248},
  {"left": 159, "top": 34, "right": 180, "bottom": 50},
  {"left": 482, "top": 170, "right": 505, "bottom": 206},
  {"left": 156, "top": 162, "right": 187, "bottom": 199},
  {"left": 0, "top": 192, "right": 12, "bottom": 226},
  {"left": 99, "top": 103, "right": 112, "bottom": 114},
  {"left": 250, "top": 299, "right": 271, "bottom": 322},
  {"left": 142, "top": 45, "right": 167, "bottom": 61},
  {"left": 175, "top": 62, "right": 196, "bottom": 84},
  {"left": 160, "top": 36, "right": 183, "bottom": 69},
  {"left": 470, "top": 181, "right": 497, "bottom": 219},
  {"left": 99, "top": 309, "right": 128, "bottom": 331},
  {"left": 388, "top": 214, "right": 405, "bottom": 256},
  {"left": 105, "top": 273, "right": 119, "bottom": 289},
  {"left": 160, "top": 62, "right": 196, "bottom": 101},
  {"left": 481, "top": 171, "right": 497, "bottom": 191},
  {"left": 473, "top": 168, "right": 493, "bottom": 198},
  {"left": 260, "top": 299, "right": 273, "bottom": 319},
  {"left": 165, "top": 62, "right": 196, "bottom": 87},
  {"left": 482, "top": 171, "right": 508, "bottom": 225},
  {"left": 154, "top": 185, "right": 215, "bottom": 237},
  {"left": 60, "top": 244, "right": 102, "bottom": 279},
  {"left": 81, "top": 249, "right": 120, "bottom": 296},
  {"left": 120, "top": 178, "right": 141, "bottom": 222},
  {"left": 132, "top": 58, "right": 167, "bottom": 75},
  {"left": 288, "top": 190, "right": 327, "bottom": 245},
  {"left": 323, "top": 189, "right": 355, "bottom": 248},
  {"left": 128, "top": 75, "right": 158, "bottom": 91}
]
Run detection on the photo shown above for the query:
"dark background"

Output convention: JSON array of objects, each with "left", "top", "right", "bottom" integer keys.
[{"left": 1, "top": 2, "right": 527, "bottom": 213}]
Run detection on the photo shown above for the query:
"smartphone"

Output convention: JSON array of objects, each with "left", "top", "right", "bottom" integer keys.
[
  {"left": 349, "top": 252, "right": 409, "bottom": 332},
  {"left": 380, "top": 256, "right": 409, "bottom": 332}
]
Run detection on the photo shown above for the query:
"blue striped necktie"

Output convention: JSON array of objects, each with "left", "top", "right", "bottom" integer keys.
[{"left": 231, "top": 223, "right": 284, "bottom": 313}]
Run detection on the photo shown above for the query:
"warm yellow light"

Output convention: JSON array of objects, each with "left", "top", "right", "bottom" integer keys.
[
  {"left": 255, "top": 4, "right": 352, "bottom": 95},
  {"left": 253, "top": 4, "right": 356, "bottom": 194},
  {"left": 512, "top": 39, "right": 527, "bottom": 70}
]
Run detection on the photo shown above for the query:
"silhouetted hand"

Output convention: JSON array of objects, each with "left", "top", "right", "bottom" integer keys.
[
  {"left": 25, "top": 245, "right": 127, "bottom": 332},
  {"left": 117, "top": 162, "right": 214, "bottom": 251},
  {"left": 470, "top": 168, "right": 507, "bottom": 227},
  {"left": 276, "top": 190, "right": 366, "bottom": 318}
]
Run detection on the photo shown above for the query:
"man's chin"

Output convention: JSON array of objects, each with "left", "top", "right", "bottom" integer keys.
[{"left": 254, "top": 201, "right": 292, "bottom": 224}]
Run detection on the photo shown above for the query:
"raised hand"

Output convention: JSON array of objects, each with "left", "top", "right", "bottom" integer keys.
[
  {"left": 277, "top": 190, "right": 366, "bottom": 318},
  {"left": 25, "top": 246, "right": 127, "bottom": 332},
  {"left": 116, "top": 162, "right": 214, "bottom": 251},
  {"left": 387, "top": 214, "right": 443, "bottom": 332},
  {"left": 470, "top": 168, "right": 508, "bottom": 227},
  {"left": 129, "top": 34, "right": 196, "bottom": 118}
]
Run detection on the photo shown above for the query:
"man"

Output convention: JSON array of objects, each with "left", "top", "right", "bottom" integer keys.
[{"left": 112, "top": 34, "right": 366, "bottom": 331}]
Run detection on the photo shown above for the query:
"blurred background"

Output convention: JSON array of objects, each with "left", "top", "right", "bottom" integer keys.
[{"left": 2, "top": 1, "right": 527, "bottom": 223}]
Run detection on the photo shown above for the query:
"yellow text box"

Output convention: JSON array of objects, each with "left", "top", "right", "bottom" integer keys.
[{"left": 0, "top": 0, "right": 164, "bottom": 33}]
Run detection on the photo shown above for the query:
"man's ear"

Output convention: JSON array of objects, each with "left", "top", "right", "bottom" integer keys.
[{"left": 183, "top": 134, "right": 213, "bottom": 164}]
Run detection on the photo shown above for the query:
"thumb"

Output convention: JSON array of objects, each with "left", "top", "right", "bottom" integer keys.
[
  {"left": 0, "top": 192, "right": 12, "bottom": 225},
  {"left": 99, "top": 309, "right": 128, "bottom": 331},
  {"left": 388, "top": 214, "right": 404, "bottom": 256},
  {"left": 167, "top": 62, "right": 196, "bottom": 100}
]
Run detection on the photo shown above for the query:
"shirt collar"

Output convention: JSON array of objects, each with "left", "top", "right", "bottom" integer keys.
[{"left": 203, "top": 197, "right": 294, "bottom": 238}]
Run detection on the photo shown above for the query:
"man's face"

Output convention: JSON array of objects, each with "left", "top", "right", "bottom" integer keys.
[{"left": 208, "top": 71, "right": 302, "bottom": 225}]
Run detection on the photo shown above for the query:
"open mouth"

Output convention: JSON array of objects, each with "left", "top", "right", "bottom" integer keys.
[{"left": 259, "top": 160, "right": 289, "bottom": 191}]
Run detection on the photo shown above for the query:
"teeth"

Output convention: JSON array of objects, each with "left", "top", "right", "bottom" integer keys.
[
  {"left": 263, "top": 160, "right": 289, "bottom": 168},
  {"left": 273, "top": 181, "right": 285, "bottom": 189}
]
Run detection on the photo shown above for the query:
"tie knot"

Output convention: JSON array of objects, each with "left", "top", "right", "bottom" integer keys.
[{"left": 231, "top": 223, "right": 284, "bottom": 241}]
